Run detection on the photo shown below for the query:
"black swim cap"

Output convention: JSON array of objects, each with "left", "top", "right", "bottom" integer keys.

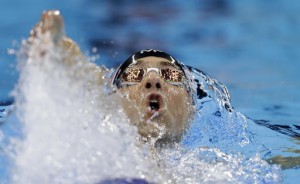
[{"left": 112, "top": 49, "right": 188, "bottom": 88}]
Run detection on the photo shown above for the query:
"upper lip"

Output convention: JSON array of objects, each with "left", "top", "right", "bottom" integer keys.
[{"left": 146, "top": 93, "right": 163, "bottom": 113}]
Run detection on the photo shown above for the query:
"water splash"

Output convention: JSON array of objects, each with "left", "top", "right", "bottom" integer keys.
[
  {"left": 9, "top": 34, "right": 164, "bottom": 184},
  {"left": 182, "top": 66, "right": 250, "bottom": 151},
  {"left": 158, "top": 147, "right": 282, "bottom": 184}
]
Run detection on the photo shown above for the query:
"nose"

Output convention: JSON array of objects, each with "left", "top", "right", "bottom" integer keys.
[{"left": 144, "top": 74, "right": 162, "bottom": 90}]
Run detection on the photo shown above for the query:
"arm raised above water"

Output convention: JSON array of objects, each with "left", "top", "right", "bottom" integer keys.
[{"left": 26, "top": 10, "right": 104, "bottom": 85}]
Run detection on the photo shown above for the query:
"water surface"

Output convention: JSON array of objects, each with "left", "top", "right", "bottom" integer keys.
[{"left": 1, "top": 1, "right": 300, "bottom": 183}]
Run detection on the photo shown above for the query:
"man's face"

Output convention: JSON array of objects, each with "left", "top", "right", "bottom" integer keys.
[{"left": 117, "top": 56, "right": 194, "bottom": 141}]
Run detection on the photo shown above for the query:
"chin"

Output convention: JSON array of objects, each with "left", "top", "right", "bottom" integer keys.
[{"left": 142, "top": 109, "right": 184, "bottom": 139}]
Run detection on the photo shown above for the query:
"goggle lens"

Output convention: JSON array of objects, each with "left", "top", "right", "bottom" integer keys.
[
  {"left": 122, "top": 68, "right": 145, "bottom": 82},
  {"left": 161, "top": 68, "right": 183, "bottom": 83}
]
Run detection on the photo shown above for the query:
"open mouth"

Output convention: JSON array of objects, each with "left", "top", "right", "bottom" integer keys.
[
  {"left": 149, "top": 99, "right": 160, "bottom": 111},
  {"left": 147, "top": 93, "right": 163, "bottom": 112}
]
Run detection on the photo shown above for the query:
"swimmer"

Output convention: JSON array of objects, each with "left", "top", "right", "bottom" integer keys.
[
  {"left": 24, "top": 10, "right": 300, "bottom": 172},
  {"left": 113, "top": 50, "right": 195, "bottom": 145},
  {"left": 27, "top": 10, "right": 195, "bottom": 146}
]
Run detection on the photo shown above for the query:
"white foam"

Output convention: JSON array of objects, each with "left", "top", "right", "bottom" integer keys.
[{"left": 11, "top": 36, "right": 164, "bottom": 184}]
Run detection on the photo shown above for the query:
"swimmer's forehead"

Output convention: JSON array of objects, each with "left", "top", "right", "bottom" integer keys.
[{"left": 132, "top": 56, "right": 179, "bottom": 68}]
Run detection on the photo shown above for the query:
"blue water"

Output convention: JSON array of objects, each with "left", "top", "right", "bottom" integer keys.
[{"left": 1, "top": 0, "right": 300, "bottom": 183}]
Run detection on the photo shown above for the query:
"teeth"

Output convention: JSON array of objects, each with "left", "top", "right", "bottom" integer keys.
[
  {"left": 148, "top": 94, "right": 161, "bottom": 111},
  {"left": 149, "top": 101, "right": 159, "bottom": 111}
]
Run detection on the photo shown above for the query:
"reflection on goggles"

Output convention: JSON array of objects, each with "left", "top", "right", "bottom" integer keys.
[{"left": 121, "top": 67, "right": 185, "bottom": 86}]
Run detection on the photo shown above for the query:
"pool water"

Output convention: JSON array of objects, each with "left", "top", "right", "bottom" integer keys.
[{"left": 1, "top": 0, "right": 300, "bottom": 183}]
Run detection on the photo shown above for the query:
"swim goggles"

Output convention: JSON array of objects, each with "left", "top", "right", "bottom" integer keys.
[
  {"left": 112, "top": 49, "right": 190, "bottom": 90},
  {"left": 120, "top": 67, "right": 185, "bottom": 86}
]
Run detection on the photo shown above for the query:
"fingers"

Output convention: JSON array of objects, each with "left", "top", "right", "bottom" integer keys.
[{"left": 29, "top": 10, "right": 65, "bottom": 44}]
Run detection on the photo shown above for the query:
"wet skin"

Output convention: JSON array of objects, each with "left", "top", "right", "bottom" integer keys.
[{"left": 118, "top": 56, "right": 194, "bottom": 143}]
